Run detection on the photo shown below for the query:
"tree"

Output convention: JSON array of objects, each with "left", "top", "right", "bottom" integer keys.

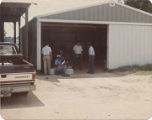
[{"left": 124, "top": 0, "right": 152, "bottom": 13}]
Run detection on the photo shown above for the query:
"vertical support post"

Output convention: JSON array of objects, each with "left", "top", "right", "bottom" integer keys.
[
  {"left": 0, "top": 21, "right": 4, "bottom": 42},
  {"left": 0, "top": 7, "right": 4, "bottom": 42},
  {"left": 18, "top": 18, "right": 21, "bottom": 52},
  {"left": 25, "top": 8, "right": 29, "bottom": 59},
  {"left": 37, "top": 19, "right": 41, "bottom": 71},
  {"left": 14, "top": 22, "right": 16, "bottom": 44},
  {"left": 107, "top": 24, "right": 110, "bottom": 69}
]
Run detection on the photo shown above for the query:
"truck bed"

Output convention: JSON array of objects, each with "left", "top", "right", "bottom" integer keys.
[
  {"left": 0, "top": 42, "right": 36, "bottom": 97},
  {"left": 0, "top": 54, "right": 34, "bottom": 73}
]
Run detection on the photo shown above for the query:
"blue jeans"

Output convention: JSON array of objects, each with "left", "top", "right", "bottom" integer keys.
[
  {"left": 88, "top": 56, "right": 95, "bottom": 73},
  {"left": 56, "top": 64, "right": 67, "bottom": 73}
]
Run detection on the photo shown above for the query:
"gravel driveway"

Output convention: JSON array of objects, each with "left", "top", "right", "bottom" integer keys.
[{"left": 1, "top": 71, "right": 152, "bottom": 120}]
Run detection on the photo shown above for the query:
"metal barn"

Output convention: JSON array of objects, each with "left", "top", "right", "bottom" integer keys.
[{"left": 21, "top": 2, "right": 152, "bottom": 71}]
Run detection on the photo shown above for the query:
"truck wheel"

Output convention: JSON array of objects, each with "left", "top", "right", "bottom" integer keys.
[
  {"left": 22, "top": 92, "right": 29, "bottom": 95},
  {"left": 12, "top": 92, "right": 29, "bottom": 97}
]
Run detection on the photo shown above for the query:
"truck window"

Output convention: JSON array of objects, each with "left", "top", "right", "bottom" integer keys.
[{"left": 0, "top": 45, "right": 17, "bottom": 55}]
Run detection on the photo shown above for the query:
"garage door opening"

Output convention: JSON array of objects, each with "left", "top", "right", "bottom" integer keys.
[{"left": 41, "top": 22, "right": 108, "bottom": 71}]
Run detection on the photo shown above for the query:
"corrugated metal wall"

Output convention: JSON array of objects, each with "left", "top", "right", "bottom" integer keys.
[
  {"left": 28, "top": 18, "right": 37, "bottom": 66},
  {"left": 41, "top": 4, "right": 152, "bottom": 23},
  {"left": 20, "top": 26, "right": 26, "bottom": 57},
  {"left": 108, "top": 24, "right": 152, "bottom": 69},
  {"left": 20, "top": 18, "right": 37, "bottom": 67}
]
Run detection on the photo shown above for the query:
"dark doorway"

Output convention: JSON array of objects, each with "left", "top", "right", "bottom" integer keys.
[{"left": 41, "top": 22, "right": 108, "bottom": 71}]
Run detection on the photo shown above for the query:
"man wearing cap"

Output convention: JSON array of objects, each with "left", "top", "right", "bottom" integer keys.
[
  {"left": 55, "top": 54, "right": 67, "bottom": 74},
  {"left": 42, "top": 44, "right": 52, "bottom": 75}
]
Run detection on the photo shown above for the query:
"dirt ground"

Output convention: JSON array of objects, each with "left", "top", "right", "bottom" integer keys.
[{"left": 1, "top": 71, "right": 152, "bottom": 120}]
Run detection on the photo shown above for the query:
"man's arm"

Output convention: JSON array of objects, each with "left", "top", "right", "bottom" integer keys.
[
  {"left": 50, "top": 51, "right": 53, "bottom": 60},
  {"left": 41, "top": 48, "right": 44, "bottom": 58},
  {"left": 81, "top": 46, "right": 83, "bottom": 55},
  {"left": 73, "top": 45, "right": 76, "bottom": 55},
  {"left": 88, "top": 47, "right": 91, "bottom": 61}
]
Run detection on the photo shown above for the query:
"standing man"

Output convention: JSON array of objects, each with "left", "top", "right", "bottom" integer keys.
[
  {"left": 88, "top": 42, "right": 95, "bottom": 74},
  {"left": 73, "top": 41, "right": 83, "bottom": 70},
  {"left": 42, "top": 44, "right": 52, "bottom": 75}
]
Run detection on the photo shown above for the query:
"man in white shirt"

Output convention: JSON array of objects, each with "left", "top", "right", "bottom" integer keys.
[
  {"left": 42, "top": 44, "right": 52, "bottom": 75},
  {"left": 88, "top": 42, "right": 95, "bottom": 74},
  {"left": 73, "top": 42, "right": 83, "bottom": 70}
]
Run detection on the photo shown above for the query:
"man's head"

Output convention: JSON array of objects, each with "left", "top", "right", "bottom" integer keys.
[
  {"left": 88, "top": 42, "right": 92, "bottom": 47},
  {"left": 45, "top": 42, "right": 49, "bottom": 47},
  {"left": 56, "top": 55, "right": 61, "bottom": 60},
  {"left": 59, "top": 50, "right": 63, "bottom": 55},
  {"left": 77, "top": 41, "right": 80, "bottom": 45}
]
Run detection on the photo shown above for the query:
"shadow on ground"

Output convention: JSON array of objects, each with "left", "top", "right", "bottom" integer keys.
[
  {"left": 1, "top": 92, "right": 44, "bottom": 109},
  {"left": 36, "top": 69, "right": 141, "bottom": 84}
]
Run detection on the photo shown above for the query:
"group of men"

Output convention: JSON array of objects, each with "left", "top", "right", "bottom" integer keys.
[
  {"left": 41, "top": 42, "right": 95, "bottom": 75},
  {"left": 73, "top": 42, "right": 95, "bottom": 74}
]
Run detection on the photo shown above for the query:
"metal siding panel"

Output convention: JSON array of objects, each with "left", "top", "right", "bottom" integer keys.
[
  {"left": 106, "top": 4, "right": 111, "bottom": 21},
  {"left": 103, "top": 4, "right": 107, "bottom": 21},
  {"left": 109, "top": 6, "right": 115, "bottom": 21},
  {"left": 133, "top": 10, "right": 138, "bottom": 22},
  {"left": 110, "top": 6, "right": 114, "bottom": 21},
  {"left": 41, "top": 3, "right": 152, "bottom": 23},
  {"left": 28, "top": 19, "right": 36, "bottom": 65},
  {"left": 98, "top": 5, "right": 104, "bottom": 21},
  {"left": 68, "top": 11, "right": 73, "bottom": 20},
  {"left": 123, "top": 6, "right": 128, "bottom": 22},
  {"left": 126, "top": 8, "right": 131, "bottom": 22},
  {"left": 62, "top": 12, "right": 68, "bottom": 19},
  {"left": 108, "top": 24, "right": 152, "bottom": 69},
  {"left": 119, "top": 5, "right": 125, "bottom": 22},
  {"left": 142, "top": 14, "right": 151, "bottom": 23},
  {"left": 83, "top": 8, "right": 89, "bottom": 20},
  {"left": 146, "top": 16, "right": 150, "bottom": 23},
  {"left": 84, "top": 7, "right": 90, "bottom": 20},
  {"left": 149, "top": 16, "right": 152, "bottom": 22},
  {"left": 115, "top": 5, "right": 121, "bottom": 22},
  {"left": 91, "top": 7, "right": 96, "bottom": 20},
  {"left": 90, "top": 7, "right": 94, "bottom": 20},
  {"left": 107, "top": 4, "right": 114, "bottom": 22},
  {"left": 94, "top": 6, "right": 99, "bottom": 21},
  {"left": 70, "top": 11, "right": 75, "bottom": 20},
  {"left": 76, "top": 10, "right": 81, "bottom": 20},
  {"left": 127, "top": 9, "right": 133, "bottom": 22},
  {"left": 87, "top": 7, "right": 92, "bottom": 20},
  {"left": 139, "top": 13, "right": 145, "bottom": 23},
  {"left": 88, "top": 7, "right": 92, "bottom": 20},
  {"left": 41, "top": 4, "right": 152, "bottom": 23}
]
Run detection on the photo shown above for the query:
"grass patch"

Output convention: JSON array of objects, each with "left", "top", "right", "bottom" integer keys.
[
  {"left": 135, "top": 71, "right": 152, "bottom": 75},
  {"left": 113, "top": 64, "right": 152, "bottom": 72}
]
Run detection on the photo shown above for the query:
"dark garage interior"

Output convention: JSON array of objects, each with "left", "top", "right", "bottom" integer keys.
[{"left": 41, "top": 22, "right": 108, "bottom": 71}]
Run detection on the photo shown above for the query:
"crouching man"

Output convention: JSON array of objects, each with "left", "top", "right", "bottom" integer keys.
[{"left": 55, "top": 55, "right": 67, "bottom": 74}]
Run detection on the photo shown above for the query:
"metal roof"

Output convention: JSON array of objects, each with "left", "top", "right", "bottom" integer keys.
[
  {"left": 38, "top": 2, "right": 152, "bottom": 23},
  {"left": 0, "top": 2, "right": 31, "bottom": 22}
]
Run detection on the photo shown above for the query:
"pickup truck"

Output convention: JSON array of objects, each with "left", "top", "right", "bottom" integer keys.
[{"left": 0, "top": 42, "right": 36, "bottom": 97}]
